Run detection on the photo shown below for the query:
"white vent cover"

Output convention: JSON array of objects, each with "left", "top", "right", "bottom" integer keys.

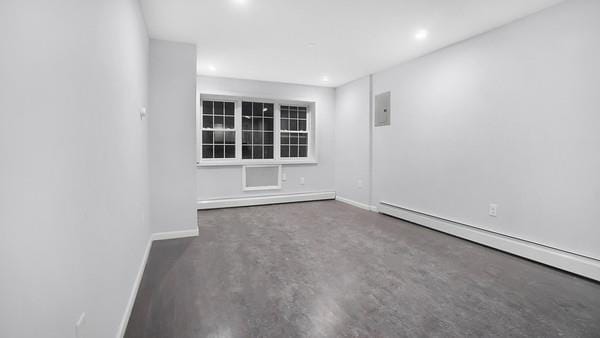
[{"left": 243, "top": 165, "right": 282, "bottom": 191}]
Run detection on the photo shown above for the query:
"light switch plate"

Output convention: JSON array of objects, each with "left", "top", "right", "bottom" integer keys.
[{"left": 489, "top": 203, "right": 498, "bottom": 217}]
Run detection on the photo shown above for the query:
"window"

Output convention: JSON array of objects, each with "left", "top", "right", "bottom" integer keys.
[
  {"left": 201, "top": 100, "right": 235, "bottom": 159},
  {"left": 242, "top": 101, "right": 274, "bottom": 159},
  {"left": 198, "top": 95, "right": 314, "bottom": 165},
  {"left": 280, "top": 105, "right": 308, "bottom": 158}
]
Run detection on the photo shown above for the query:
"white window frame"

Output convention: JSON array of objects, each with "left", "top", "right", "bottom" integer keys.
[
  {"left": 197, "top": 98, "right": 238, "bottom": 161},
  {"left": 196, "top": 94, "right": 317, "bottom": 167}
]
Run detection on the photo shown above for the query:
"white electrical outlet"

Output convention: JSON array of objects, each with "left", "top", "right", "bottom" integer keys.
[
  {"left": 282, "top": 173, "right": 287, "bottom": 182},
  {"left": 489, "top": 203, "right": 498, "bottom": 217},
  {"left": 139, "top": 107, "right": 147, "bottom": 120},
  {"left": 75, "top": 312, "right": 86, "bottom": 338},
  {"left": 300, "top": 177, "right": 305, "bottom": 185}
]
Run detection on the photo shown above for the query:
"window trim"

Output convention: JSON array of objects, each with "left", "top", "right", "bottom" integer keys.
[{"left": 197, "top": 94, "right": 318, "bottom": 167}]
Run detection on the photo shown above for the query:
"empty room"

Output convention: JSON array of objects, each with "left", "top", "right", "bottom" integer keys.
[{"left": 2, "top": 0, "right": 600, "bottom": 337}]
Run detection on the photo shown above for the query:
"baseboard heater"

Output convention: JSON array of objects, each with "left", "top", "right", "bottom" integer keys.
[
  {"left": 378, "top": 201, "right": 600, "bottom": 282},
  {"left": 197, "top": 191, "right": 336, "bottom": 210}
]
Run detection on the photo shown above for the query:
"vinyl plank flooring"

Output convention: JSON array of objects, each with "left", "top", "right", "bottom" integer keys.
[{"left": 125, "top": 200, "right": 600, "bottom": 337}]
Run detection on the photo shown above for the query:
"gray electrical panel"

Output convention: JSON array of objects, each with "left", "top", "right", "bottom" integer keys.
[{"left": 374, "top": 91, "right": 391, "bottom": 127}]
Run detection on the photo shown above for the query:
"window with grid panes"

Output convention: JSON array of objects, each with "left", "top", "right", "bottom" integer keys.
[
  {"left": 198, "top": 96, "right": 313, "bottom": 163},
  {"left": 201, "top": 100, "right": 236, "bottom": 159},
  {"left": 242, "top": 101, "right": 274, "bottom": 159},
  {"left": 280, "top": 105, "right": 308, "bottom": 158}
]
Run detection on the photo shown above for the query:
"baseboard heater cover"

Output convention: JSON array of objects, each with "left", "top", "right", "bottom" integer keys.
[
  {"left": 378, "top": 201, "right": 600, "bottom": 282},
  {"left": 197, "top": 191, "right": 336, "bottom": 210},
  {"left": 335, "top": 196, "right": 378, "bottom": 212}
]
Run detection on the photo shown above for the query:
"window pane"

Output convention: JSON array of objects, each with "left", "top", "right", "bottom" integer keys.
[
  {"left": 252, "top": 117, "right": 262, "bottom": 130},
  {"left": 290, "top": 133, "right": 298, "bottom": 145},
  {"left": 264, "top": 146, "right": 273, "bottom": 159},
  {"left": 290, "top": 107, "right": 298, "bottom": 118},
  {"left": 290, "top": 119, "right": 297, "bottom": 131},
  {"left": 225, "top": 145, "right": 235, "bottom": 158},
  {"left": 281, "top": 118, "right": 289, "bottom": 131},
  {"left": 203, "top": 116, "right": 213, "bottom": 129},
  {"left": 264, "top": 103, "right": 274, "bottom": 117},
  {"left": 202, "top": 101, "right": 213, "bottom": 115},
  {"left": 242, "top": 115, "right": 252, "bottom": 130},
  {"left": 202, "top": 131, "right": 213, "bottom": 144},
  {"left": 299, "top": 119, "right": 307, "bottom": 131},
  {"left": 225, "top": 131, "right": 235, "bottom": 144},
  {"left": 281, "top": 132, "right": 289, "bottom": 145},
  {"left": 298, "top": 107, "right": 307, "bottom": 119},
  {"left": 214, "top": 115, "right": 224, "bottom": 128},
  {"left": 252, "top": 131, "right": 263, "bottom": 145},
  {"left": 242, "top": 101, "right": 252, "bottom": 116},
  {"left": 242, "top": 146, "right": 252, "bottom": 159},
  {"left": 202, "top": 145, "right": 213, "bottom": 158},
  {"left": 214, "top": 101, "right": 224, "bottom": 115},
  {"left": 253, "top": 146, "right": 263, "bottom": 159},
  {"left": 281, "top": 145, "right": 289, "bottom": 157},
  {"left": 214, "top": 145, "right": 224, "bottom": 158},
  {"left": 225, "top": 116, "right": 234, "bottom": 129},
  {"left": 242, "top": 131, "right": 252, "bottom": 145},
  {"left": 299, "top": 133, "right": 308, "bottom": 145},
  {"left": 214, "top": 131, "right": 225, "bottom": 144},
  {"left": 290, "top": 145, "right": 298, "bottom": 157},
  {"left": 225, "top": 102, "right": 234, "bottom": 116},
  {"left": 264, "top": 117, "right": 273, "bottom": 131},
  {"left": 299, "top": 146, "right": 308, "bottom": 157},
  {"left": 264, "top": 132, "right": 273, "bottom": 145},
  {"left": 253, "top": 102, "right": 263, "bottom": 117},
  {"left": 281, "top": 106, "right": 289, "bottom": 118}
]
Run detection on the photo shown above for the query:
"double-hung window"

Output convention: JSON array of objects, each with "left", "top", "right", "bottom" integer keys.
[
  {"left": 201, "top": 100, "right": 236, "bottom": 159},
  {"left": 280, "top": 105, "right": 308, "bottom": 158},
  {"left": 198, "top": 95, "right": 314, "bottom": 165},
  {"left": 242, "top": 101, "right": 274, "bottom": 159}
]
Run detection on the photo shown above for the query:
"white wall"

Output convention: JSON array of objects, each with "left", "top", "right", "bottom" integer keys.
[
  {"left": 0, "top": 0, "right": 150, "bottom": 337},
  {"left": 196, "top": 76, "right": 336, "bottom": 201},
  {"left": 148, "top": 40, "right": 198, "bottom": 233},
  {"left": 370, "top": 0, "right": 600, "bottom": 260},
  {"left": 334, "top": 76, "right": 371, "bottom": 206}
]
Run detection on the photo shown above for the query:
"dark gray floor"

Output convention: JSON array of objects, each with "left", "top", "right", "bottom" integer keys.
[{"left": 125, "top": 201, "right": 600, "bottom": 337}]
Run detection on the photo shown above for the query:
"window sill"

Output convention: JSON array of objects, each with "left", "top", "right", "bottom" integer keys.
[{"left": 197, "top": 159, "right": 318, "bottom": 167}]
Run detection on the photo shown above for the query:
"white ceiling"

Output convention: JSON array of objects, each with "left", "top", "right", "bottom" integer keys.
[{"left": 140, "top": 0, "right": 564, "bottom": 87}]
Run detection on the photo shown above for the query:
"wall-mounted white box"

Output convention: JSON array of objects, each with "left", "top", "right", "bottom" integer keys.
[
  {"left": 243, "top": 165, "right": 282, "bottom": 191},
  {"left": 374, "top": 91, "right": 391, "bottom": 127}
]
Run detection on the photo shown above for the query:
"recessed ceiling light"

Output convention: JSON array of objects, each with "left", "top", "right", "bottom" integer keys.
[
  {"left": 233, "top": 0, "right": 247, "bottom": 5},
  {"left": 208, "top": 65, "right": 217, "bottom": 72},
  {"left": 308, "top": 42, "right": 317, "bottom": 48},
  {"left": 415, "top": 29, "right": 429, "bottom": 41},
  {"left": 321, "top": 76, "right": 330, "bottom": 83}
]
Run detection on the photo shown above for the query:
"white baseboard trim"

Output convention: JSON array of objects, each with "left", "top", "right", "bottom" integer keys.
[
  {"left": 197, "top": 191, "right": 336, "bottom": 210},
  {"left": 336, "top": 196, "right": 376, "bottom": 212},
  {"left": 117, "top": 236, "right": 152, "bottom": 338},
  {"left": 151, "top": 228, "right": 199, "bottom": 241},
  {"left": 378, "top": 201, "right": 600, "bottom": 282},
  {"left": 117, "top": 228, "right": 199, "bottom": 337}
]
